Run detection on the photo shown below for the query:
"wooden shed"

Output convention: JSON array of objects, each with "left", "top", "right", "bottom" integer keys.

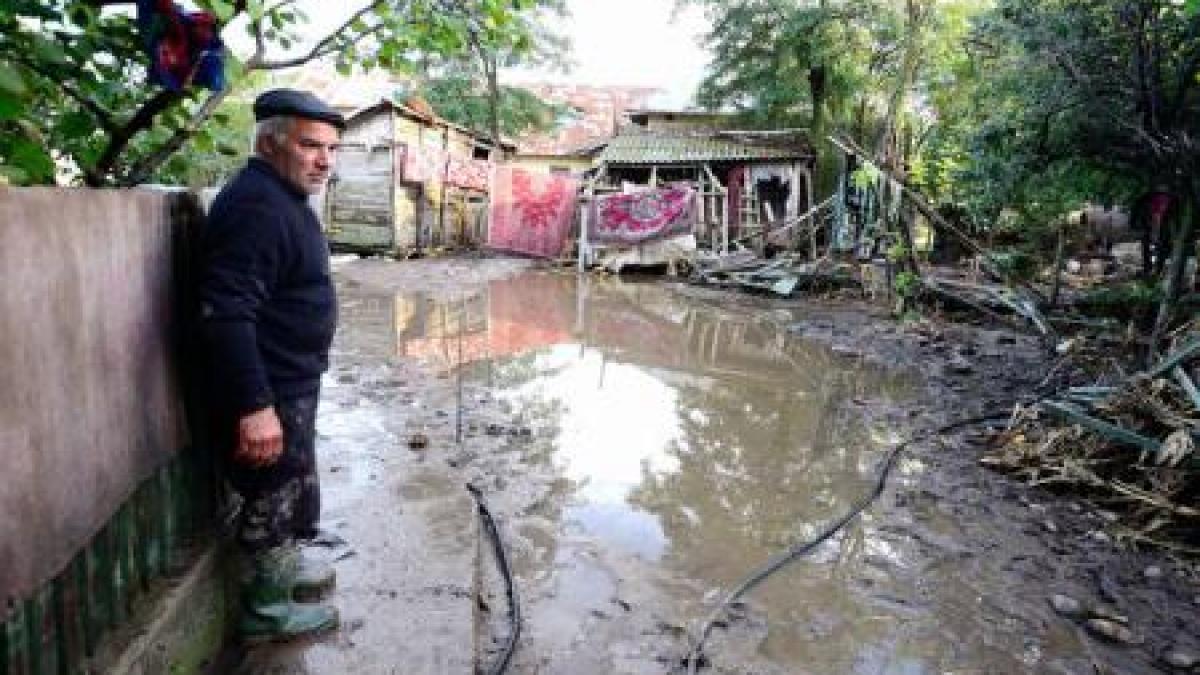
[
  {"left": 585, "top": 111, "right": 817, "bottom": 256},
  {"left": 325, "top": 99, "right": 510, "bottom": 255}
]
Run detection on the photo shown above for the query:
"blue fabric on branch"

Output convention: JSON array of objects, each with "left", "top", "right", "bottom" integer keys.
[{"left": 136, "top": 0, "right": 225, "bottom": 91}]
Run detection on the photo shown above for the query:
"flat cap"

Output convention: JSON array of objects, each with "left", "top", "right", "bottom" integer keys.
[{"left": 253, "top": 88, "right": 345, "bottom": 129}]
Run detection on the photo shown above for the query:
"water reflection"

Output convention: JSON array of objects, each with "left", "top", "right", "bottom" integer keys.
[
  {"left": 342, "top": 270, "right": 1097, "bottom": 673},
  {"left": 389, "top": 272, "right": 913, "bottom": 575}
]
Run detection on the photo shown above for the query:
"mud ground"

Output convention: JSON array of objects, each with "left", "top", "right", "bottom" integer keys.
[{"left": 328, "top": 254, "right": 1198, "bottom": 674}]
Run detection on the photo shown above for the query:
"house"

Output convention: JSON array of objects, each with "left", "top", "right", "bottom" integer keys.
[
  {"left": 325, "top": 98, "right": 512, "bottom": 255},
  {"left": 585, "top": 109, "right": 817, "bottom": 256},
  {"left": 508, "top": 84, "right": 662, "bottom": 176}
]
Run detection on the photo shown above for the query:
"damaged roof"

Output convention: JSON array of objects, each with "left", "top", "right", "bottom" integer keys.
[
  {"left": 511, "top": 84, "right": 662, "bottom": 156},
  {"left": 598, "top": 129, "right": 814, "bottom": 165}
]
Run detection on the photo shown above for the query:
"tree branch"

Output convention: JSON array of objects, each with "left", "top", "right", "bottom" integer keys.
[
  {"left": 122, "top": 86, "right": 233, "bottom": 186},
  {"left": 6, "top": 53, "right": 117, "bottom": 132},
  {"left": 248, "top": 0, "right": 390, "bottom": 70},
  {"left": 86, "top": 88, "right": 182, "bottom": 186}
]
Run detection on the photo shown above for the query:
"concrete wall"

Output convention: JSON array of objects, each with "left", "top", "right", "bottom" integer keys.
[{"left": 0, "top": 188, "right": 189, "bottom": 605}]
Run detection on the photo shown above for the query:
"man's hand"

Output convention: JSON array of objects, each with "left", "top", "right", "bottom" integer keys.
[{"left": 236, "top": 406, "right": 284, "bottom": 468}]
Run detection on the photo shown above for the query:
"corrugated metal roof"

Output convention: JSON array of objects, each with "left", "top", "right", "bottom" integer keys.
[{"left": 598, "top": 132, "right": 812, "bottom": 165}]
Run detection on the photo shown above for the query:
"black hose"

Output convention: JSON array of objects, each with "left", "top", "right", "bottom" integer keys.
[
  {"left": 683, "top": 408, "right": 1017, "bottom": 674},
  {"left": 467, "top": 483, "right": 522, "bottom": 675}
]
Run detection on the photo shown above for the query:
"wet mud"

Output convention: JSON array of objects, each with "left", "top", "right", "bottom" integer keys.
[{"left": 273, "top": 256, "right": 1198, "bottom": 674}]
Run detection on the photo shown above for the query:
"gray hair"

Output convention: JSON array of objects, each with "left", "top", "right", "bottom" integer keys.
[{"left": 253, "top": 115, "right": 294, "bottom": 156}]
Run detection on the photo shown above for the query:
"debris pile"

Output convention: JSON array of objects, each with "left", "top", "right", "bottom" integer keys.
[
  {"left": 983, "top": 321, "right": 1200, "bottom": 553},
  {"left": 692, "top": 250, "right": 858, "bottom": 296},
  {"left": 920, "top": 275, "right": 1052, "bottom": 336}
]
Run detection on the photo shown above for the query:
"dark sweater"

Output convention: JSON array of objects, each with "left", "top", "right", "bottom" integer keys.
[{"left": 200, "top": 158, "right": 337, "bottom": 415}]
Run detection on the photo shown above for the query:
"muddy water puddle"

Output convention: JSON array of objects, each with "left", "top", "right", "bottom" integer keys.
[{"left": 356, "top": 270, "right": 1093, "bottom": 673}]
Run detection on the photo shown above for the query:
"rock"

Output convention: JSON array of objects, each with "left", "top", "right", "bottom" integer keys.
[
  {"left": 1163, "top": 647, "right": 1199, "bottom": 670},
  {"left": 1094, "top": 570, "right": 1124, "bottom": 605},
  {"left": 486, "top": 423, "right": 504, "bottom": 436},
  {"left": 1043, "top": 519, "right": 1059, "bottom": 533},
  {"left": 407, "top": 433, "right": 429, "bottom": 450},
  {"left": 1088, "top": 605, "right": 1129, "bottom": 624},
  {"left": 1085, "top": 618, "right": 1141, "bottom": 645},
  {"left": 1144, "top": 565, "right": 1164, "bottom": 580},
  {"left": 1050, "top": 594, "right": 1085, "bottom": 618}
]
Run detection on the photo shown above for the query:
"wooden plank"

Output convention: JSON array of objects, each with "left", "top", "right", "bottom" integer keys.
[
  {"left": 87, "top": 527, "right": 113, "bottom": 643},
  {"left": 112, "top": 508, "right": 132, "bottom": 623},
  {"left": 53, "top": 562, "right": 86, "bottom": 674},
  {"left": 27, "top": 588, "right": 56, "bottom": 675},
  {"left": 2, "top": 606, "right": 30, "bottom": 675},
  {"left": 76, "top": 547, "right": 97, "bottom": 660},
  {"left": 160, "top": 465, "right": 180, "bottom": 572}
]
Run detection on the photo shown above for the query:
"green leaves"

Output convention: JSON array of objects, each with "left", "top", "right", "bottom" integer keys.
[
  {"left": 420, "top": 76, "right": 566, "bottom": 137},
  {"left": 0, "top": 61, "right": 27, "bottom": 96},
  {"left": 204, "top": 0, "right": 236, "bottom": 24},
  {"left": 2, "top": 135, "right": 55, "bottom": 184},
  {"left": 0, "top": 0, "right": 559, "bottom": 186}
]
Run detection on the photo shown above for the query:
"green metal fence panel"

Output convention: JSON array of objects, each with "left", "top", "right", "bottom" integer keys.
[{"left": 0, "top": 450, "right": 213, "bottom": 675}]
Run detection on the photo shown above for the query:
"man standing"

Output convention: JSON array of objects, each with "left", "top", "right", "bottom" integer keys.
[{"left": 200, "top": 88, "right": 343, "bottom": 642}]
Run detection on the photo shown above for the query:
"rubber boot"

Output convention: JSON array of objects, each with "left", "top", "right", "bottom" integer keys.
[
  {"left": 293, "top": 548, "right": 336, "bottom": 600},
  {"left": 238, "top": 546, "right": 338, "bottom": 643}
]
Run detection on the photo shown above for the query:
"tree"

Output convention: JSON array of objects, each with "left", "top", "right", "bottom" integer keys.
[
  {"left": 413, "top": 0, "right": 568, "bottom": 154},
  {"left": 682, "top": 0, "right": 984, "bottom": 197},
  {"left": 419, "top": 75, "right": 568, "bottom": 139},
  {"left": 940, "top": 0, "right": 1199, "bottom": 342},
  {"left": 0, "top": 0, "right": 546, "bottom": 187}
]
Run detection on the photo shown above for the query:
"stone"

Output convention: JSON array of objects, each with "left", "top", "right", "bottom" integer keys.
[
  {"left": 1144, "top": 565, "right": 1164, "bottom": 580},
  {"left": 407, "top": 433, "right": 429, "bottom": 450},
  {"left": 1163, "top": 647, "right": 1198, "bottom": 669},
  {"left": 1050, "top": 594, "right": 1085, "bottom": 618},
  {"left": 1084, "top": 618, "right": 1140, "bottom": 645},
  {"left": 1089, "top": 605, "right": 1129, "bottom": 624}
]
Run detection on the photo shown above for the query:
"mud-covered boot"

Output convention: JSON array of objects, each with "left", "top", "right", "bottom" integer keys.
[
  {"left": 238, "top": 546, "right": 338, "bottom": 643},
  {"left": 293, "top": 548, "right": 336, "bottom": 600}
]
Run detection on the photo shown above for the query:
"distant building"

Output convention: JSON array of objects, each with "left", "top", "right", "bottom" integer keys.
[
  {"left": 508, "top": 84, "right": 661, "bottom": 176},
  {"left": 589, "top": 109, "right": 816, "bottom": 254},
  {"left": 325, "top": 98, "right": 512, "bottom": 255}
]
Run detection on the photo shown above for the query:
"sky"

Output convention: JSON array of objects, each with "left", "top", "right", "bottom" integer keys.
[
  {"left": 507, "top": 0, "right": 712, "bottom": 107},
  {"left": 225, "top": 0, "right": 712, "bottom": 108}
]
